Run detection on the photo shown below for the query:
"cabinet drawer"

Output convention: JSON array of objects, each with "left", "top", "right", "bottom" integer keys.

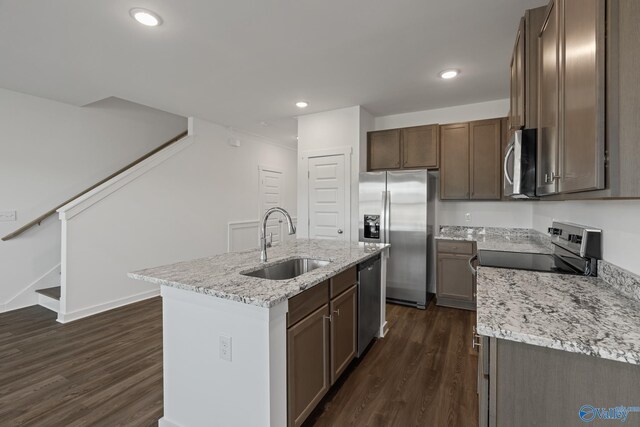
[
  {"left": 330, "top": 267, "right": 357, "bottom": 299},
  {"left": 288, "top": 281, "right": 329, "bottom": 328},
  {"left": 437, "top": 240, "right": 474, "bottom": 255}
]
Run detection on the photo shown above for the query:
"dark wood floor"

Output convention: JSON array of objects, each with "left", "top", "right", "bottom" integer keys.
[
  {"left": 0, "top": 298, "right": 477, "bottom": 427},
  {"left": 0, "top": 298, "right": 163, "bottom": 426},
  {"left": 304, "top": 302, "right": 478, "bottom": 427}
]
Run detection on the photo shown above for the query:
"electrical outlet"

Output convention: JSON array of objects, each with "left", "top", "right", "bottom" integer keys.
[
  {"left": 0, "top": 210, "right": 16, "bottom": 222},
  {"left": 219, "top": 335, "right": 232, "bottom": 362},
  {"left": 465, "top": 213, "right": 471, "bottom": 223}
]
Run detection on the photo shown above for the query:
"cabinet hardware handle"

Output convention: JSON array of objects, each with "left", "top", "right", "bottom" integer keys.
[
  {"left": 333, "top": 309, "right": 340, "bottom": 316},
  {"left": 323, "top": 314, "right": 333, "bottom": 322},
  {"left": 472, "top": 334, "right": 482, "bottom": 350}
]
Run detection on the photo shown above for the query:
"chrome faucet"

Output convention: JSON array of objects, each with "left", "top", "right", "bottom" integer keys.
[{"left": 260, "top": 207, "right": 296, "bottom": 262}]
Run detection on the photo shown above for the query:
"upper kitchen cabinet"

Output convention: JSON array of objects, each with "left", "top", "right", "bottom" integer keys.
[
  {"left": 367, "top": 125, "right": 439, "bottom": 171},
  {"left": 440, "top": 118, "right": 503, "bottom": 200},
  {"left": 536, "top": 0, "right": 606, "bottom": 196},
  {"left": 401, "top": 125, "right": 439, "bottom": 169},
  {"left": 470, "top": 119, "right": 502, "bottom": 200},
  {"left": 509, "top": 7, "right": 546, "bottom": 131},
  {"left": 367, "top": 129, "right": 401, "bottom": 170},
  {"left": 440, "top": 123, "right": 470, "bottom": 199}
]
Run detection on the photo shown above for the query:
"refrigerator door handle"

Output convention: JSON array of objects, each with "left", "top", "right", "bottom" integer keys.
[
  {"left": 380, "top": 190, "right": 387, "bottom": 244},
  {"left": 384, "top": 191, "right": 391, "bottom": 249}
]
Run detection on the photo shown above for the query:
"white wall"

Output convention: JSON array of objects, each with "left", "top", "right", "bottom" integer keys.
[
  {"left": 59, "top": 117, "right": 297, "bottom": 321},
  {"left": 532, "top": 201, "right": 640, "bottom": 276},
  {"left": 374, "top": 99, "right": 510, "bottom": 130},
  {"left": 297, "top": 106, "right": 373, "bottom": 242},
  {"left": 0, "top": 88, "right": 187, "bottom": 311}
]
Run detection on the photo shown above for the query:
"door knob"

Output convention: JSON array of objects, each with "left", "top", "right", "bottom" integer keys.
[{"left": 337, "top": 229, "right": 343, "bottom": 234}]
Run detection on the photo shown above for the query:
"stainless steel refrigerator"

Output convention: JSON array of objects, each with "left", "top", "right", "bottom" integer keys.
[{"left": 359, "top": 170, "right": 435, "bottom": 309}]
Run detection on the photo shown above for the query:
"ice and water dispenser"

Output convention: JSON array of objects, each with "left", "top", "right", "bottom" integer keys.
[{"left": 363, "top": 215, "right": 380, "bottom": 239}]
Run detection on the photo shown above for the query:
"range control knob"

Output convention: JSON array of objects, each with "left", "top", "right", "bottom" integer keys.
[
  {"left": 568, "top": 233, "right": 583, "bottom": 244},
  {"left": 548, "top": 227, "right": 562, "bottom": 236}
]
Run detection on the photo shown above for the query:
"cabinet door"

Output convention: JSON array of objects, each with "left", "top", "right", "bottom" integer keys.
[
  {"left": 368, "top": 129, "right": 401, "bottom": 170},
  {"left": 510, "top": 17, "right": 525, "bottom": 130},
  {"left": 537, "top": 0, "right": 560, "bottom": 196},
  {"left": 437, "top": 253, "right": 475, "bottom": 302},
  {"left": 559, "top": 0, "right": 605, "bottom": 193},
  {"left": 401, "top": 125, "right": 439, "bottom": 169},
  {"left": 330, "top": 285, "right": 357, "bottom": 385},
  {"left": 288, "top": 304, "right": 330, "bottom": 427},
  {"left": 439, "top": 123, "right": 470, "bottom": 200},
  {"left": 470, "top": 119, "right": 502, "bottom": 200}
]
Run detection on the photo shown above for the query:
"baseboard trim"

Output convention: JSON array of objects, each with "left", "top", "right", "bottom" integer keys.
[
  {"left": 56, "top": 288, "right": 160, "bottom": 323},
  {"left": 158, "top": 417, "right": 180, "bottom": 427},
  {"left": 381, "top": 321, "right": 389, "bottom": 337}
]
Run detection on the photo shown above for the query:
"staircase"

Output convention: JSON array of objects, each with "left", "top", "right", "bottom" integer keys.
[
  {"left": 1, "top": 130, "right": 189, "bottom": 321},
  {"left": 35, "top": 286, "right": 61, "bottom": 314}
]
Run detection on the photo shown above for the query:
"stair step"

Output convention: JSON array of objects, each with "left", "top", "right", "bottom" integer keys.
[{"left": 36, "top": 286, "right": 61, "bottom": 301}]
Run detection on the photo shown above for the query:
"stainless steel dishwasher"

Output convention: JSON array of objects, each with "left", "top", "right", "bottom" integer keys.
[{"left": 357, "top": 254, "right": 381, "bottom": 357}]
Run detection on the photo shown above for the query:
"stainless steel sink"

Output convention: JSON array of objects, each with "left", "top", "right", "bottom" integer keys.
[{"left": 242, "top": 258, "right": 330, "bottom": 280}]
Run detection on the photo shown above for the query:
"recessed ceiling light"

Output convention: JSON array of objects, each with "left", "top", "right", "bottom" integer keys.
[
  {"left": 295, "top": 101, "right": 309, "bottom": 109},
  {"left": 130, "top": 8, "right": 163, "bottom": 27},
  {"left": 439, "top": 69, "right": 459, "bottom": 79}
]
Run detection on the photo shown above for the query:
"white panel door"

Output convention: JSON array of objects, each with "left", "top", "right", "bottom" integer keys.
[
  {"left": 308, "top": 155, "right": 346, "bottom": 240},
  {"left": 259, "top": 168, "right": 282, "bottom": 244}
]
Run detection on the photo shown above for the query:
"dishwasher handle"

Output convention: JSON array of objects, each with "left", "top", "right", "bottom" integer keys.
[{"left": 468, "top": 254, "right": 478, "bottom": 276}]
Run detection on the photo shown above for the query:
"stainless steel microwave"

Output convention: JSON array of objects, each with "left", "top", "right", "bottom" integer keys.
[{"left": 504, "top": 129, "right": 536, "bottom": 198}]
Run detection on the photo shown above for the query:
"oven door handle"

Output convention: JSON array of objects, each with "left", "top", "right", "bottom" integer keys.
[
  {"left": 468, "top": 254, "right": 478, "bottom": 276},
  {"left": 504, "top": 142, "right": 515, "bottom": 185}
]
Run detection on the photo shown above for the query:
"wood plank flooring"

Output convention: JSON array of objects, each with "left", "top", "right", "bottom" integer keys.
[
  {"left": 304, "top": 302, "right": 478, "bottom": 427},
  {"left": 0, "top": 298, "right": 163, "bottom": 426},
  {"left": 0, "top": 298, "right": 476, "bottom": 426}
]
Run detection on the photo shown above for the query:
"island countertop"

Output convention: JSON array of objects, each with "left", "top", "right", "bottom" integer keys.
[
  {"left": 129, "top": 239, "right": 388, "bottom": 309},
  {"left": 476, "top": 266, "right": 640, "bottom": 365}
]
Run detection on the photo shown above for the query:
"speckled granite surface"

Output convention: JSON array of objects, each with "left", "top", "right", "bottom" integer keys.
[
  {"left": 599, "top": 261, "right": 640, "bottom": 303},
  {"left": 477, "top": 267, "right": 640, "bottom": 365},
  {"left": 129, "top": 239, "right": 387, "bottom": 308},
  {"left": 436, "top": 226, "right": 553, "bottom": 254}
]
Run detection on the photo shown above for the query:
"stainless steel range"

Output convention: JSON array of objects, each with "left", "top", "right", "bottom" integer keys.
[{"left": 476, "top": 222, "right": 602, "bottom": 276}]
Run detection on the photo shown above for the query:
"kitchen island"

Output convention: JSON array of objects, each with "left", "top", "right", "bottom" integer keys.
[{"left": 129, "top": 239, "right": 389, "bottom": 427}]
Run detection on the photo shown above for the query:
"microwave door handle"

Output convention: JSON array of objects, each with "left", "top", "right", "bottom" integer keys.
[{"left": 504, "top": 142, "right": 515, "bottom": 185}]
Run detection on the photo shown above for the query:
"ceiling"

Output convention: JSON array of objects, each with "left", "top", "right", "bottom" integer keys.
[{"left": 0, "top": 0, "right": 545, "bottom": 144}]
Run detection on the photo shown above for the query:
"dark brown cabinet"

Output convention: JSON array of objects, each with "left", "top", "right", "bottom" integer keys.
[
  {"left": 367, "top": 125, "right": 438, "bottom": 171},
  {"left": 440, "top": 123, "right": 470, "bottom": 199},
  {"left": 509, "top": 7, "right": 546, "bottom": 131},
  {"left": 536, "top": 0, "right": 606, "bottom": 196},
  {"left": 287, "top": 303, "right": 330, "bottom": 427},
  {"left": 470, "top": 120, "right": 502, "bottom": 199},
  {"left": 367, "top": 129, "right": 401, "bottom": 170},
  {"left": 329, "top": 285, "right": 357, "bottom": 384},
  {"left": 287, "top": 267, "right": 358, "bottom": 427},
  {"left": 440, "top": 119, "right": 503, "bottom": 200},
  {"left": 436, "top": 240, "right": 477, "bottom": 311},
  {"left": 401, "top": 125, "right": 439, "bottom": 169}
]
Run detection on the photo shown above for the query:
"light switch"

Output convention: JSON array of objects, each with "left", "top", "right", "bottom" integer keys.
[
  {"left": 465, "top": 213, "right": 471, "bottom": 222},
  {"left": 0, "top": 211, "right": 16, "bottom": 222}
]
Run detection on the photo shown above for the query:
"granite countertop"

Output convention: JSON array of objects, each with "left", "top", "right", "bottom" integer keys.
[
  {"left": 436, "top": 226, "right": 553, "bottom": 254},
  {"left": 129, "top": 239, "right": 388, "bottom": 309},
  {"left": 476, "top": 266, "right": 640, "bottom": 365}
]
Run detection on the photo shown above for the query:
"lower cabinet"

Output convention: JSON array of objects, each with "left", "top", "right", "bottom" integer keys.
[
  {"left": 477, "top": 337, "right": 640, "bottom": 427},
  {"left": 287, "top": 303, "right": 330, "bottom": 427},
  {"left": 436, "top": 240, "right": 477, "bottom": 311},
  {"left": 287, "top": 267, "right": 358, "bottom": 427},
  {"left": 330, "top": 285, "right": 357, "bottom": 384}
]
